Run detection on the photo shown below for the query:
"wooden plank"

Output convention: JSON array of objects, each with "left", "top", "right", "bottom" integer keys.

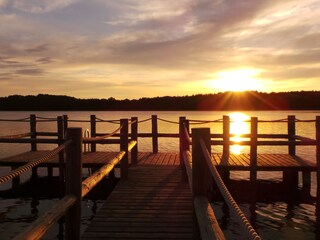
[{"left": 82, "top": 164, "right": 194, "bottom": 239}]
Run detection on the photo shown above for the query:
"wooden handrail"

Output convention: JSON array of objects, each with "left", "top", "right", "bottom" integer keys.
[
  {"left": 82, "top": 151, "right": 125, "bottom": 197},
  {"left": 13, "top": 195, "right": 76, "bottom": 240}
]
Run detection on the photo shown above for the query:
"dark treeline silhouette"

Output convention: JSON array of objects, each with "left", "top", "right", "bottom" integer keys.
[{"left": 0, "top": 91, "right": 320, "bottom": 111}]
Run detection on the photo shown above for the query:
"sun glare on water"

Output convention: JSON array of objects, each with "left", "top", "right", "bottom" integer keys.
[
  {"left": 229, "top": 112, "right": 250, "bottom": 154},
  {"left": 210, "top": 69, "right": 263, "bottom": 92}
]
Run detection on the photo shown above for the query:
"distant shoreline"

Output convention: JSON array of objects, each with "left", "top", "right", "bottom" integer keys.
[{"left": 1, "top": 91, "right": 320, "bottom": 111}]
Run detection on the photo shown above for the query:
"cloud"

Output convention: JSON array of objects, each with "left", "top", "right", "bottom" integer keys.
[
  {"left": 15, "top": 68, "right": 44, "bottom": 75},
  {"left": 3, "top": 0, "right": 82, "bottom": 13}
]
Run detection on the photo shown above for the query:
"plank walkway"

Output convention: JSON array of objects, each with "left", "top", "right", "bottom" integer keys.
[
  {"left": 0, "top": 150, "right": 316, "bottom": 170},
  {"left": 82, "top": 165, "right": 193, "bottom": 239}
]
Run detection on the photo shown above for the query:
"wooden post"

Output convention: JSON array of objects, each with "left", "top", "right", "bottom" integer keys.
[
  {"left": 192, "top": 128, "right": 211, "bottom": 239},
  {"left": 221, "top": 115, "right": 230, "bottom": 182},
  {"left": 131, "top": 117, "right": 138, "bottom": 164},
  {"left": 120, "top": 119, "right": 129, "bottom": 179},
  {"left": 90, "top": 115, "right": 96, "bottom": 152},
  {"left": 222, "top": 115, "right": 230, "bottom": 158},
  {"left": 250, "top": 117, "right": 258, "bottom": 184},
  {"left": 284, "top": 115, "right": 298, "bottom": 193},
  {"left": 30, "top": 114, "right": 38, "bottom": 178},
  {"left": 65, "top": 128, "right": 82, "bottom": 240},
  {"left": 57, "top": 116, "right": 65, "bottom": 194},
  {"left": 179, "top": 116, "right": 186, "bottom": 168},
  {"left": 192, "top": 128, "right": 212, "bottom": 198},
  {"left": 288, "top": 115, "right": 296, "bottom": 155},
  {"left": 316, "top": 116, "right": 320, "bottom": 220},
  {"left": 152, "top": 115, "right": 158, "bottom": 153},
  {"left": 63, "top": 115, "right": 68, "bottom": 132}
]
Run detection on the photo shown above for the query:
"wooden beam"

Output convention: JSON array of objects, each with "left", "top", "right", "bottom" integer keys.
[
  {"left": 65, "top": 128, "right": 82, "bottom": 240},
  {"left": 152, "top": 115, "right": 158, "bottom": 153}
]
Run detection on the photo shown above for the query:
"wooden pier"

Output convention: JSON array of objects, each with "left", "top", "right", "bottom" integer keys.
[{"left": 0, "top": 114, "right": 320, "bottom": 239}]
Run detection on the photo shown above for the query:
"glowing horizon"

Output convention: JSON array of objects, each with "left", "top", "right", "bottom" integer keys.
[{"left": 0, "top": 1, "right": 319, "bottom": 99}]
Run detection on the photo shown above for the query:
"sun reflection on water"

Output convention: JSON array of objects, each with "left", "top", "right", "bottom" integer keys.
[{"left": 229, "top": 112, "right": 250, "bottom": 154}]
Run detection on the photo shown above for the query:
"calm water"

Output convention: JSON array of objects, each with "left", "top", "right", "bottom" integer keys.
[{"left": 0, "top": 110, "right": 319, "bottom": 239}]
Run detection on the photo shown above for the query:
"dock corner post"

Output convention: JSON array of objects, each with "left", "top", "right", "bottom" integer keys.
[
  {"left": 284, "top": 115, "right": 298, "bottom": 194},
  {"left": 221, "top": 115, "right": 230, "bottom": 182},
  {"left": 179, "top": 116, "right": 187, "bottom": 181},
  {"left": 131, "top": 117, "right": 138, "bottom": 164},
  {"left": 30, "top": 114, "right": 38, "bottom": 178},
  {"left": 152, "top": 115, "right": 158, "bottom": 153},
  {"left": 288, "top": 115, "right": 296, "bottom": 155},
  {"left": 192, "top": 128, "right": 211, "bottom": 238},
  {"left": 57, "top": 116, "right": 65, "bottom": 194},
  {"left": 90, "top": 115, "right": 96, "bottom": 152},
  {"left": 250, "top": 117, "right": 258, "bottom": 185},
  {"left": 192, "top": 128, "right": 212, "bottom": 199},
  {"left": 120, "top": 119, "right": 129, "bottom": 179},
  {"left": 65, "top": 127, "right": 82, "bottom": 240},
  {"left": 63, "top": 115, "right": 68, "bottom": 133},
  {"left": 179, "top": 116, "right": 186, "bottom": 167},
  {"left": 316, "top": 116, "right": 320, "bottom": 221}
]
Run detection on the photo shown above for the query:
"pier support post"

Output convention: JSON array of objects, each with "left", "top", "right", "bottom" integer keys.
[
  {"left": 152, "top": 115, "right": 158, "bottom": 153},
  {"left": 284, "top": 115, "right": 298, "bottom": 194},
  {"left": 250, "top": 117, "right": 258, "bottom": 184},
  {"left": 30, "top": 114, "right": 38, "bottom": 178},
  {"left": 220, "top": 115, "right": 230, "bottom": 183},
  {"left": 131, "top": 117, "right": 138, "bottom": 164},
  {"left": 65, "top": 128, "right": 82, "bottom": 240},
  {"left": 90, "top": 115, "right": 96, "bottom": 152},
  {"left": 316, "top": 116, "right": 320, "bottom": 221},
  {"left": 192, "top": 128, "right": 212, "bottom": 239},
  {"left": 57, "top": 116, "right": 65, "bottom": 195},
  {"left": 120, "top": 119, "right": 129, "bottom": 179},
  {"left": 179, "top": 117, "right": 189, "bottom": 181}
]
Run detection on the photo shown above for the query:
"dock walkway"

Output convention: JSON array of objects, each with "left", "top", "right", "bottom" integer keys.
[{"left": 82, "top": 153, "right": 193, "bottom": 239}]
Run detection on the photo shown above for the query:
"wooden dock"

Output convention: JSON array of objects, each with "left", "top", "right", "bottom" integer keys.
[
  {"left": 1, "top": 114, "right": 320, "bottom": 239},
  {"left": 82, "top": 163, "right": 193, "bottom": 239}
]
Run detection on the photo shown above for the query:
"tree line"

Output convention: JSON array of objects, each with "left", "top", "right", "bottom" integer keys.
[{"left": 0, "top": 91, "right": 320, "bottom": 111}]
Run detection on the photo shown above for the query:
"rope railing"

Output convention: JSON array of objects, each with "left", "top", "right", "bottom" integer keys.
[
  {"left": 157, "top": 117, "right": 180, "bottom": 124},
  {"left": 0, "top": 117, "right": 31, "bottom": 122},
  {"left": 200, "top": 139, "right": 261, "bottom": 240},
  {"left": 95, "top": 117, "right": 120, "bottom": 124},
  {"left": 83, "top": 124, "right": 123, "bottom": 143},
  {"left": 189, "top": 119, "right": 223, "bottom": 124},
  {"left": 0, "top": 140, "right": 71, "bottom": 185},
  {"left": 0, "top": 132, "right": 32, "bottom": 139},
  {"left": 137, "top": 117, "right": 152, "bottom": 123}
]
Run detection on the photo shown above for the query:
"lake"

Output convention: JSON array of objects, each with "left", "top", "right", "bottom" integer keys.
[{"left": 0, "top": 110, "right": 319, "bottom": 239}]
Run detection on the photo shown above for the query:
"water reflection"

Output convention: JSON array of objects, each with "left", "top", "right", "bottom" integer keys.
[{"left": 229, "top": 112, "right": 250, "bottom": 154}]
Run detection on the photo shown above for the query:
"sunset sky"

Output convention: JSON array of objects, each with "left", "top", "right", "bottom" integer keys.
[{"left": 1, "top": 0, "right": 319, "bottom": 99}]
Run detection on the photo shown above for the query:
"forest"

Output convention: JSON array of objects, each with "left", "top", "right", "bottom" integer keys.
[{"left": 0, "top": 91, "right": 320, "bottom": 111}]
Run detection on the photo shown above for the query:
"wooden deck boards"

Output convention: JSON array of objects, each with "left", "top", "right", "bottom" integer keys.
[
  {"left": 81, "top": 165, "right": 193, "bottom": 239},
  {"left": 0, "top": 151, "right": 316, "bottom": 171}
]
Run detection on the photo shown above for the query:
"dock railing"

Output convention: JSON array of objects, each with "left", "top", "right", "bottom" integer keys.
[
  {"left": 0, "top": 118, "right": 133, "bottom": 239},
  {"left": 179, "top": 115, "right": 320, "bottom": 239}
]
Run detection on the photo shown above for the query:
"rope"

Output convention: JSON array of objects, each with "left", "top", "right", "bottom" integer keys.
[
  {"left": 95, "top": 117, "right": 120, "bottom": 124},
  {"left": 0, "top": 117, "right": 31, "bottom": 122},
  {"left": 0, "top": 140, "right": 71, "bottom": 185},
  {"left": 200, "top": 140, "right": 261, "bottom": 240},
  {"left": 67, "top": 119, "right": 91, "bottom": 123},
  {"left": 0, "top": 132, "right": 32, "bottom": 139},
  {"left": 157, "top": 118, "right": 180, "bottom": 124},
  {"left": 83, "top": 124, "right": 123, "bottom": 142},
  {"left": 189, "top": 119, "right": 223, "bottom": 124},
  {"left": 36, "top": 116, "right": 56, "bottom": 120},
  {"left": 138, "top": 117, "right": 152, "bottom": 124},
  {"left": 295, "top": 119, "right": 316, "bottom": 123}
]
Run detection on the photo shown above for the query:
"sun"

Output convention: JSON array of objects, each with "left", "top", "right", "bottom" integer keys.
[{"left": 209, "top": 68, "right": 264, "bottom": 92}]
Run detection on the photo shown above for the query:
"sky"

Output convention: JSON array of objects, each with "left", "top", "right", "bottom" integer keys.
[{"left": 0, "top": 0, "right": 320, "bottom": 99}]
